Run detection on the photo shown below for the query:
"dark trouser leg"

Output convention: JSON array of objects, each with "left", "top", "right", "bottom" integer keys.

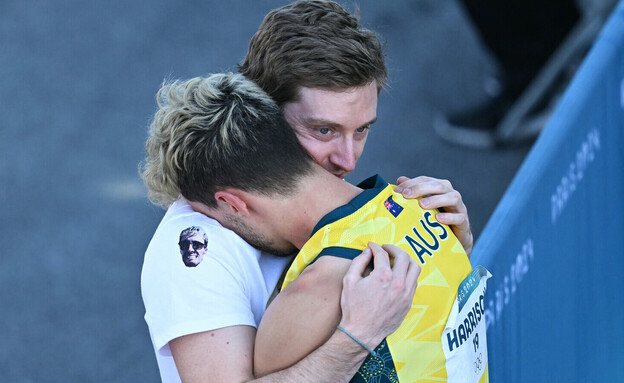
[{"left": 460, "top": 0, "right": 580, "bottom": 98}]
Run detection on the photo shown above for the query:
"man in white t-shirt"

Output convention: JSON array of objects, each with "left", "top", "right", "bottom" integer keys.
[{"left": 140, "top": 1, "right": 474, "bottom": 381}]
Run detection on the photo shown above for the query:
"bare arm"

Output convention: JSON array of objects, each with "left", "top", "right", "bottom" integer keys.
[
  {"left": 394, "top": 175, "right": 473, "bottom": 256},
  {"left": 170, "top": 324, "right": 371, "bottom": 383},
  {"left": 254, "top": 243, "right": 421, "bottom": 378}
]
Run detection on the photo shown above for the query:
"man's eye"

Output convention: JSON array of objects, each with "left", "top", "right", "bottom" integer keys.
[
  {"left": 318, "top": 127, "right": 330, "bottom": 134},
  {"left": 356, "top": 125, "right": 369, "bottom": 133}
]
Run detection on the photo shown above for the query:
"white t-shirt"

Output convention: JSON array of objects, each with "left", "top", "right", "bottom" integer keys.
[{"left": 141, "top": 199, "right": 291, "bottom": 382}]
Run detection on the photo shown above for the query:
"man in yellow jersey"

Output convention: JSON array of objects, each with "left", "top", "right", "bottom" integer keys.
[{"left": 149, "top": 72, "right": 490, "bottom": 382}]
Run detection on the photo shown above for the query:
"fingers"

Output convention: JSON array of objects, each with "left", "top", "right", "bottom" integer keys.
[
  {"left": 369, "top": 242, "right": 391, "bottom": 272},
  {"left": 405, "top": 257, "right": 421, "bottom": 298},
  {"left": 381, "top": 243, "right": 409, "bottom": 275},
  {"left": 345, "top": 247, "right": 372, "bottom": 280},
  {"left": 394, "top": 175, "right": 453, "bottom": 199},
  {"left": 339, "top": 243, "right": 421, "bottom": 346},
  {"left": 396, "top": 175, "right": 436, "bottom": 187},
  {"left": 436, "top": 211, "right": 473, "bottom": 256},
  {"left": 436, "top": 211, "right": 468, "bottom": 226},
  {"left": 439, "top": 213, "right": 474, "bottom": 256},
  {"left": 393, "top": 176, "right": 467, "bottom": 216},
  {"left": 382, "top": 244, "right": 413, "bottom": 298},
  {"left": 396, "top": 176, "right": 410, "bottom": 185},
  {"left": 420, "top": 191, "right": 465, "bottom": 214},
  {"left": 394, "top": 176, "right": 474, "bottom": 258},
  {"left": 382, "top": 243, "right": 419, "bottom": 290}
]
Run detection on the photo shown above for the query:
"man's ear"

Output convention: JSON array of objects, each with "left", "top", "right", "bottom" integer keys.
[{"left": 214, "top": 190, "right": 250, "bottom": 216}]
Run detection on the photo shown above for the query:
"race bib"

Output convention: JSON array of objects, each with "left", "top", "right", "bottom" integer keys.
[{"left": 442, "top": 266, "right": 491, "bottom": 383}]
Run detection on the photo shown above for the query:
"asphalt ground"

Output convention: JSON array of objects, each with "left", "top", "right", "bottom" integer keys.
[{"left": 0, "top": 1, "right": 531, "bottom": 381}]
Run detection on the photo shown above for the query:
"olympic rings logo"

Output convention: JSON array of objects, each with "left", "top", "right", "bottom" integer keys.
[{"left": 473, "top": 353, "right": 483, "bottom": 373}]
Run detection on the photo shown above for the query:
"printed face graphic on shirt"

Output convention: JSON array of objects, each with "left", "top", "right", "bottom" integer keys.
[{"left": 178, "top": 226, "right": 208, "bottom": 267}]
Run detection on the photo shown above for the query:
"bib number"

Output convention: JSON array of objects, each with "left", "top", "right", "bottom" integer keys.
[{"left": 442, "top": 266, "right": 491, "bottom": 383}]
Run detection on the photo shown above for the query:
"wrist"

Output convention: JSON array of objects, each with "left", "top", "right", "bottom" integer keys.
[
  {"left": 336, "top": 320, "right": 384, "bottom": 353},
  {"left": 330, "top": 325, "right": 372, "bottom": 361},
  {"left": 336, "top": 325, "right": 380, "bottom": 357}
]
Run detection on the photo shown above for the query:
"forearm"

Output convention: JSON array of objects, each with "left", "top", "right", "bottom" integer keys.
[
  {"left": 252, "top": 328, "right": 368, "bottom": 383},
  {"left": 172, "top": 325, "right": 367, "bottom": 383}
]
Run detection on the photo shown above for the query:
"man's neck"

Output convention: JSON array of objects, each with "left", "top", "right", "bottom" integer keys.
[{"left": 283, "top": 166, "right": 362, "bottom": 249}]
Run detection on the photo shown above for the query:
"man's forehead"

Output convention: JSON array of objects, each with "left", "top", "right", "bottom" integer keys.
[
  {"left": 284, "top": 83, "right": 378, "bottom": 126},
  {"left": 292, "top": 82, "right": 377, "bottom": 102}
]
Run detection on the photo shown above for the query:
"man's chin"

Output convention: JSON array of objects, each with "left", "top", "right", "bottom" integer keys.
[
  {"left": 273, "top": 250, "right": 298, "bottom": 258},
  {"left": 255, "top": 245, "right": 297, "bottom": 257}
]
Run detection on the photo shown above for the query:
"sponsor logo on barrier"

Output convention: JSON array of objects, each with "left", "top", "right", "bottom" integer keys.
[
  {"left": 550, "top": 128, "right": 601, "bottom": 224},
  {"left": 485, "top": 237, "right": 534, "bottom": 329}
]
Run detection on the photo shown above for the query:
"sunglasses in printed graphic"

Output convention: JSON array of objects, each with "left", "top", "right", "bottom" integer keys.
[{"left": 179, "top": 239, "right": 207, "bottom": 251}]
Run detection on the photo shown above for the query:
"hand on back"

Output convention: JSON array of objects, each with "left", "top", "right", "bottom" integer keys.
[{"left": 394, "top": 176, "right": 473, "bottom": 256}]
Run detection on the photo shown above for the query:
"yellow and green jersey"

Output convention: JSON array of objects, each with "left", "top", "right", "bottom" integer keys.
[{"left": 282, "top": 175, "right": 489, "bottom": 383}]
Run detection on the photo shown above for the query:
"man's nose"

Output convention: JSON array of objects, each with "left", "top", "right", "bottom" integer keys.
[{"left": 330, "top": 139, "right": 356, "bottom": 173}]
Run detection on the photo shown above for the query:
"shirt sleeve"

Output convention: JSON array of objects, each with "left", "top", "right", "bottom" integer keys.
[{"left": 142, "top": 221, "right": 257, "bottom": 354}]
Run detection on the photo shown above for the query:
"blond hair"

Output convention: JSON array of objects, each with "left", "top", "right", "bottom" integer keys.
[{"left": 139, "top": 73, "right": 313, "bottom": 208}]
